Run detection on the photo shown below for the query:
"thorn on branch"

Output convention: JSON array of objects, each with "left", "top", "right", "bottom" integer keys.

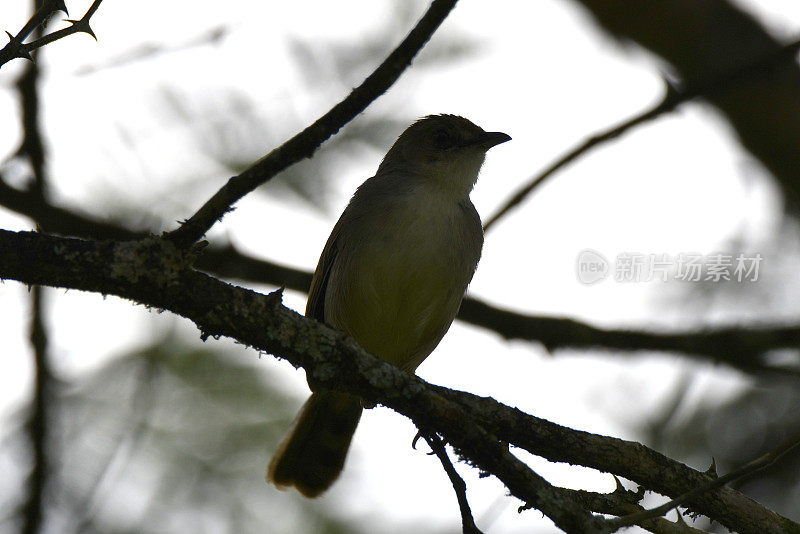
[
  {"left": 65, "top": 19, "right": 96, "bottom": 40},
  {"left": 705, "top": 457, "right": 718, "bottom": 478},
  {"left": 0, "top": 0, "right": 104, "bottom": 69},
  {"left": 675, "top": 511, "right": 689, "bottom": 526},
  {"left": 266, "top": 287, "right": 284, "bottom": 306},
  {"left": 4, "top": 31, "right": 33, "bottom": 61},
  {"left": 54, "top": 0, "right": 69, "bottom": 16}
]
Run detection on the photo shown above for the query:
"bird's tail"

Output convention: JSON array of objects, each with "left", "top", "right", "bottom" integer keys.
[{"left": 267, "top": 390, "right": 363, "bottom": 497}]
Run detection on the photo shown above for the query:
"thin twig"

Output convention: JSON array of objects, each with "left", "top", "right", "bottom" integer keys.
[
  {"left": 5, "top": 0, "right": 66, "bottom": 49},
  {"left": 607, "top": 435, "right": 800, "bottom": 531},
  {"left": 0, "top": 0, "right": 102, "bottom": 69},
  {"left": 76, "top": 25, "right": 229, "bottom": 75},
  {"left": 483, "top": 36, "right": 800, "bottom": 232},
  {"left": 165, "top": 0, "right": 460, "bottom": 247},
  {"left": 422, "top": 432, "right": 484, "bottom": 534},
  {"left": 557, "top": 483, "right": 708, "bottom": 534}
]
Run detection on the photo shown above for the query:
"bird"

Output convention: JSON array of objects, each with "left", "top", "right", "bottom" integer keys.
[{"left": 267, "top": 114, "right": 510, "bottom": 497}]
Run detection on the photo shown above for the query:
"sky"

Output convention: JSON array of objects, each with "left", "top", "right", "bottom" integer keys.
[{"left": 2, "top": 1, "right": 800, "bottom": 532}]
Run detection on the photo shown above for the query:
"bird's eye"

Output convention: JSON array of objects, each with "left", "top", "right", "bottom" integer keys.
[{"left": 432, "top": 129, "right": 455, "bottom": 150}]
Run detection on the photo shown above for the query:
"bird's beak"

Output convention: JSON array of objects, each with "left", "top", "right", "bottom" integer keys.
[{"left": 477, "top": 131, "right": 511, "bottom": 149}]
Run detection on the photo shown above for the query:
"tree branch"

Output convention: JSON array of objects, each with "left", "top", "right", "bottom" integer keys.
[
  {"left": 557, "top": 484, "right": 707, "bottom": 534},
  {"left": 0, "top": 0, "right": 102, "bottom": 68},
  {"left": 573, "top": 0, "right": 800, "bottom": 213},
  {"left": 458, "top": 298, "right": 800, "bottom": 375},
  {"left": 0, "top": 229, "right": 797, "bottom": 532},
  {"left": 483, "top": 34, "right": 800, "bottom": 231},
  {"left": 15, "top": 5, "right": 55, "bottom": 531},
  {"left": 422, "top": 433, "right": 483, "bottom": 534},
  {"left": 21, "top": 285, "right": 52, "bottom": 534},
  {"left": 428, "top": 383, "right": 800, "bottom": 534},
  {"left": 0, "top": 229, "right": 606, "bottom": 533},
  {"left": 608, "top": 435, "right": 800, "bottom": 531},
  {"left": 165, "top": 0, "right": 460, "bottom": 247},
  {"left": 2, "top": 176, "right": 798, "bottom": 374}
]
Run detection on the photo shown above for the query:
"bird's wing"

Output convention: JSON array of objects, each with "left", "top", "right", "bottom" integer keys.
[{"left": 305, "top": 223, "right": 341, "bottom": 322}]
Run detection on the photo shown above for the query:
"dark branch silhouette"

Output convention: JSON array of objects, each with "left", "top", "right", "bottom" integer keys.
[
  {"left": 608, "top": 435, "right": 800, "bottom": 531},
  {"left": 1, "top": 176, "right": 798, "bottom": 375},
  {"left": 574, "top": 0, "right": 800, "bottom": 214},
  {"left": 0, "top": 0, "right": 102, "bottom": 68},
  {"left": 422, "top": 433, "right": 483, "bottom": 534},
  {"left": 14, "top": 4, "right": 55, "bottom": 531},
  {"left": 166, "top": 0, "right": 461, "bottom": 247},
  {"left": 0, "top": 229, "right": 797, "bottom": 533},
  {"left": 483, "top": 35, "right": 800, "bottom": 231}
]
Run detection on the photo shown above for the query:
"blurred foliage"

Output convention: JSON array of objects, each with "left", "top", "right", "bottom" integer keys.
[{"left": 0, "top": 328, "right": 367, "bottom": 534}]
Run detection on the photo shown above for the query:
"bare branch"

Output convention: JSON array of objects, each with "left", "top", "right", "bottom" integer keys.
[
  {"left": 458, "top": 297, "right": 800, "bottom": 376},
  {"left": 1, "top": 229, "right": 797, "bottom": 532},
  {"left": 422, "top": 433, "right": 483, "bottom": 534},
  {"left": 0, "top": 229, "right": 608, "bottom": 533},
  {"left": 577, "top": 0, "right": 800, "bottom": 214},
  {"left": 15, "top": 6, "right": 55, "bottom": 531},
  {"left": 429, "top": 383, "right": 800, "bottom": 534},
  {"left": 2, "top": 176, "right": 798, "bottom": 375},
  {"left": 0, "top": 0, "right": 103, "bottom": 68},
  {"left": 165, "top": 0, "right": 460, "bottom": 247},
  {"left": 607, "top": 435, "right": 800, "bottom": 531},
  {"left": 21, "top": 286, "right": 53, "bottom": 534},
  {"left": 483, "top": 35, "right": 800, "bottom": 231},
  {"left": 556, "top": 484, "right": 708, "bottom": 534}
]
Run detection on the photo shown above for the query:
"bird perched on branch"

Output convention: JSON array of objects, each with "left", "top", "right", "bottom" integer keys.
[{"left": 268, "top": 114, "right": 510, "bottom": 497}]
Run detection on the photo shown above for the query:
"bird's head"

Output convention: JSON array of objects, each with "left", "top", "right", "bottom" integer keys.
[{"left": 377, "top": 114, "right": 510, "bottom": 195}]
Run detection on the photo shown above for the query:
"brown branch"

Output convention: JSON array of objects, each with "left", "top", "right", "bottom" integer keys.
[
  {"left": 608, "top": 435, "right": 800, "bottom": 531},
  {"left": 483, "top": 34, "right": 800, "bottom": 231},
  {"left": 0, "top": 229, "right": 609, "bottom": 533},
  {"left": 1, "top": 228, "right": 797, "bottom": 532},
  {"left": 428, "top": 383, "right": 800, "bottom": 534},
  {"left": 165, "top": 0, "right": 460, "bottom": 247},
  {"left": 558, "top": 484, "right": 707, "bottom": 534}
]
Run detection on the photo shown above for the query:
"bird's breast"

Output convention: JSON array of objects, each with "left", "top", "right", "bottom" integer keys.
[{"left": 325, "top": 193, "right": 482, "bottom": 371}]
